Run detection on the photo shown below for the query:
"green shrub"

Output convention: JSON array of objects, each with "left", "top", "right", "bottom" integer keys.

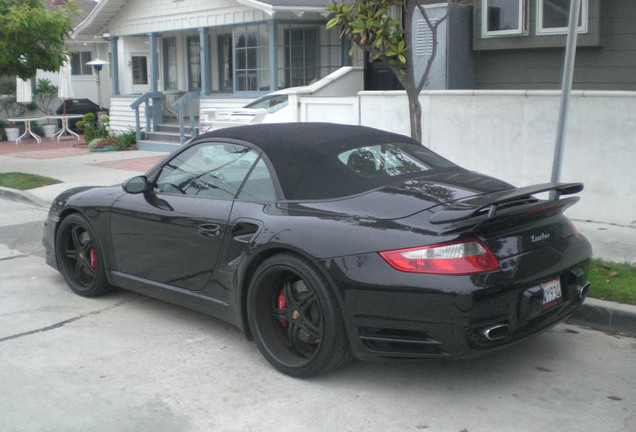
[
  {"left": 84, "top": 125, "right": 139, "bottom": 150},
  {"left": 77, "top": 112, "right": 97, "bottom": 142},
  {"left": 115, "top": 128, "right": 138, "bottom": 150},
  {"left": 95, "top": 115, "right": 111, "bottom": 139}
]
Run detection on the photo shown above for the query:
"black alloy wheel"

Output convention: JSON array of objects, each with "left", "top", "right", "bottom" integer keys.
[
  {"left": 55, "top": 214, "right": 111, "bottom": 297},
  {"left": 247, "top": 253, "right": 351, "bottom": 377}
]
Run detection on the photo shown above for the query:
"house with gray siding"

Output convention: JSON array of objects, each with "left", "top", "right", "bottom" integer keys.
[{"left": 472, "top": 0, "right": 636, "bottom": 90}]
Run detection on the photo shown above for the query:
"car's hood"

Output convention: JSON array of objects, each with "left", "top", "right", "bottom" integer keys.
[{"left": 281, "top": 170, "right": 512, "bottom": 220}]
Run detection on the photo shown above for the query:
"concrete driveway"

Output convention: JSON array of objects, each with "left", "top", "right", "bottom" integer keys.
[{"left": 1, "top": 199, "right": 635, "bottom": 432}]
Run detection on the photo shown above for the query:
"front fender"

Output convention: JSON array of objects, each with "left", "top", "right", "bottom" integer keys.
[{"left": 44, "top": 186, "right": 125, "bottom": 273}]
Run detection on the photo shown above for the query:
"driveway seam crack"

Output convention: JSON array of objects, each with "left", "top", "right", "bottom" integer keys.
[
  {"left": 0, "top": 253, "right": 30, "bottom": 262},
  {"left": 0, "top": 298, "right": 130, "bottom": 343}
]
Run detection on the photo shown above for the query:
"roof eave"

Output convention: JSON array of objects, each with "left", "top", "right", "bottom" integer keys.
[
  {"left": 73, "top": 0, "right": 328, "bottom": 38},
  {"left": 236, "top": 0, "right": 327, "bottom": 16},
  {"left": 71, "top": 0, "right": 126, "bottom": 39}
]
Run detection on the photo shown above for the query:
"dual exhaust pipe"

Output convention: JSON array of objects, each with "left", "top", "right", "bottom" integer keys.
[
  {"left": 480, "top": 323, "right": 510, "bottom": 341},
  {"left": 480, "top": 281, "right": 590, "bottom": 342}
]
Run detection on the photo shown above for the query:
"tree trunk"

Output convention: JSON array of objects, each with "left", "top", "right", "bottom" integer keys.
[
  {"left": 407, "top": 89, "right": 422, "bottom": 143},
  {"left": 404, "top": 1, "right": 422, "bottom": 143}
]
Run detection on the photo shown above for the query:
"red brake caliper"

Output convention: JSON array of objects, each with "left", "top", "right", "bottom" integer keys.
[
  {"left": 277, "top": 289, "right": 287, "bottom": 328},
  {"left": 89, "top": 248, "right": 97, "bottom": 270}
]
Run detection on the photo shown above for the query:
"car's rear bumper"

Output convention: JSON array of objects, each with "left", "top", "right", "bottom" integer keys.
[
  {"left": 345, "top": 287, "right": 586, "bottom": 361},
  {"left": 321, "top": 236, "right": 592, "bottom": 361}
]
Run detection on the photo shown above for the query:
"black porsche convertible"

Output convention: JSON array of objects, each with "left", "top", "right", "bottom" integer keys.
[{"left": 43, "top": 123, "right": 592, "bottom": 377}]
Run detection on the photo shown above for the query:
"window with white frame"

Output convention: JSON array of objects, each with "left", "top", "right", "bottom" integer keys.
[
  {"left": 131, "top": 56, "right": 148, "bottom": 85},
  {"left": 482, "top": 0, "right": 526, "bottom": 37},
  {"left": 163, "top": 37, "right": 178, "bottom": 90},
  {"left": 235, "top": 25, "right": 269, "bottom": 92},
  {"left": 187, "top": 36, "right": 201, "bottom": 91},
  {"left": 70, "top": 51, "right": 92, "bottom": 75},
  {"left": 537, "top": 0, "right": 588, "bottom": 35},
  {"left": 282, "top": 27, "right": 318, "bottom": 88},
  {"left": 276, "top": 24, "right": 342, "bottom": 90}
]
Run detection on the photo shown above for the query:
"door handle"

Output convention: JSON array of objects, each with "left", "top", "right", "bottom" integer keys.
[{"left": 198, "top": 223, "right": 221, "bottom": 237}]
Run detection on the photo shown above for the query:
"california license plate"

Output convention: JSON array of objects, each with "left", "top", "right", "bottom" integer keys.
[{"left": 541, "top": 278, "right": 562, "bottom": 309}]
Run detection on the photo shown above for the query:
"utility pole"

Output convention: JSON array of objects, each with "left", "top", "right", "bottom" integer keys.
[{"left": 551, "top": 0, "right": 582, "bottom": 198}]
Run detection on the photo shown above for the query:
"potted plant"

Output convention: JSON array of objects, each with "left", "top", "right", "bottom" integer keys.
[
  {"left": 1, "top": 82, "right": 21, "bottom": 140},
  {"left": 0, "top": 97, "right": 22, "bottom": 141},
  {"left": 1, "top": 82, "right": 25, "bottom": 141},
  {"left": 3, "top": 124, "right": 20, "bottom": 141},
  {"left": 35, "top": 78, "right": 59, "bottom": 138}
]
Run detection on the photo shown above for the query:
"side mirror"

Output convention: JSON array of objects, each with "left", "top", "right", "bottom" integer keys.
[{"left": 122, "top": 175, "right": 149, "bottom": 194}]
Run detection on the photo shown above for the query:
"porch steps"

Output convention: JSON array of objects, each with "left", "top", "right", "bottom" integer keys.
[
  {"left": 137, "top": 122, "right": 197, "bottom": 152},
  {"left": 136, "top": 140, "right": 182, "bottom": 153}
]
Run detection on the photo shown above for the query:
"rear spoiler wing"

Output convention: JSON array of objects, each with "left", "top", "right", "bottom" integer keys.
[{"left": 429, "top": 182, "right": 583, "bottom": 227}]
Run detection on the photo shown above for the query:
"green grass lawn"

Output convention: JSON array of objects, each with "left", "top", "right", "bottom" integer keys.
[
  {"left": 588, "top": 259, "right": 636, "bottom": 305},
  {"left": 0, "top": 172, "right": 61, "bottom": 190}
]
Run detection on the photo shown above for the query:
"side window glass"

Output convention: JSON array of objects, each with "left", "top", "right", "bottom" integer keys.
[
  {"left": 156, "top": 142, "right": 258, "bottom": 199},
  {"left": 238, "top": 158, "right": 277, "bottom": 202}
]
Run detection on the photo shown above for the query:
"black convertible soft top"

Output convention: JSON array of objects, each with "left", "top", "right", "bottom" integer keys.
[{"left": 201, "top": 123, "right": 456, "bottom": 200}]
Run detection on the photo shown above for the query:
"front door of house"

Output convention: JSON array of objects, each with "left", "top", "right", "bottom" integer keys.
[{"left": 131, "top": 54, "right": 150, "bottom": 93}]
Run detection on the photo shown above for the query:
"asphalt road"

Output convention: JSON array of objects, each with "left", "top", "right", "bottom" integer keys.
[{"left": 1, "top": 197, "right": 634, "bottom": 432}]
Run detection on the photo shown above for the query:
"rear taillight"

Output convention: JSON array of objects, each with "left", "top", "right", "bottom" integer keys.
[{"left": 379, "top": 239, "right": 499, "bottom": 274}]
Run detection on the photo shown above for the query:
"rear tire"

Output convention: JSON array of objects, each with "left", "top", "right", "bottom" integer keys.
[
  {"left": 247, "top": 253, "right": 351, "bottom": 377},
  {"left": 55, "top": 214, "right": 111, "bottom": 297}
]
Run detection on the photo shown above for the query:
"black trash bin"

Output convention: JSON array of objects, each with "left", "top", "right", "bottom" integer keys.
[{"left": 55, "top": 99, "right": 103, "bottom": 130}]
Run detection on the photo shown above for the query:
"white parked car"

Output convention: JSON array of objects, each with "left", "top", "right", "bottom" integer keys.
[{"left": 200, "top": 91, "right": 291, "bottom": 132}]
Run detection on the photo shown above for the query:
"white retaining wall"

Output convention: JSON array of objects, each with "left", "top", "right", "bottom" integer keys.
[
  {"left": 289, "top": 67, "right": 364, "bottom": 123},
  {"left": 303, "top": 90, "right": 636, "bottom": 226},
  {"left": 298, "top": 97, "right": 359, "bottom": 124}
]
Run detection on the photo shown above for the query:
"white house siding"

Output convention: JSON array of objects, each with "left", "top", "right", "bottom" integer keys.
[
  {"left": 116, "top": 36, "right": 153, "bottom": 94},
  {"left": 109, "top": 96, "right": 150, "bottom": 132},
  {"left": 115, "top": 33, "right": 198, "bottom": 95},
  {"left": 356, "top": 90, "right": 636, "bottom": 227},
  {"left": 106, "top": 1, "right": 278, "bottom": 96},
  {"left": 108, "top": 0, "right": 264, "bottom": 36},
  {"left": 36, "top": 42, "right": 111, "bottom": 110}
]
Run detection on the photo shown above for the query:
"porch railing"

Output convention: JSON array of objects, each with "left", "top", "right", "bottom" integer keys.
[
  {"left": 130, "top": 92, "right": 162, "bottom": 142},
  {"left": 172, "top": 91, "right": 200, "bottom": 145}
]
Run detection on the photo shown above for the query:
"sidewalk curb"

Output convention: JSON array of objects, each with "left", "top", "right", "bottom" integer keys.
[
  {"left": 568, "top": 297, "right": 636, "bottom": 337},
  {"left": 0, "top": 186, "right": 49, "bottom": 208}
]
